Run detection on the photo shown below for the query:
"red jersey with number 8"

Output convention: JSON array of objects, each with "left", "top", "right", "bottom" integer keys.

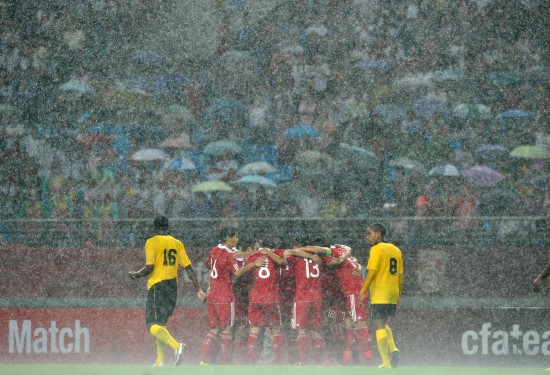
[{"left": 246, "top": 249, "right": 285, "bottom": 303}]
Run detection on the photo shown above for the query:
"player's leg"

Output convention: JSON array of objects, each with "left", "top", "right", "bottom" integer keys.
[
  {"left": 247, "top": 325, "right": 261, "bottom": 364},
  {"left": 309, "top": 301, "right": 325, "bottom": 365},
  {"left": 341, "top": 317, "right": 355, "bottom": 365},
  {"left": 293, "top": 301, "right": 309, "bottom": 365},
  {"left": 372, "top": 305, "right": 391, "bottom": 368},
  {"left": 200, "top": 302, "right": 220, "bottom": 364},
  {"left": 218, "top": 302, "right": 235, "bottom": 364},
  {"left": 385, "top": 324, "right": 399, "bottom": 368},
  {"left": 351, "top": 293, "right": 374, "bottom": 365},
  {"left": 267, "top": 303, "right": 284, "bottom": 364}
]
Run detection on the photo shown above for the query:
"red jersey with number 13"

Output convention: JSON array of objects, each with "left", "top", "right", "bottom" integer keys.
[{"left": 286, "top": 256, "right": 322, "bottom": 302}]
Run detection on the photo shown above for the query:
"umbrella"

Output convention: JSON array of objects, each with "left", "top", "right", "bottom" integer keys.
[
  {"left": 130, "top": 50, "right": 166, "bottom": 66},
  {"left": 239, "top": 162, "right": 277, "bottom": 175},
  {"left": 191, "top": 180, "right": 232, "bottom": 193},
  {"left": 338, "top": 143, "right": 380, "bottom": 170},
  {"left": 283, "top": 125, "right": 320, "bottom": 139},
  {"left": 393, "top": 73, "right": 432, "bottom": 88},
  {"left": 163, "top": 157, "right": 196, "bottom": 171},
  {"left": 453, "top": 103, "right": 491, "bottom": 120},
  {"left": 475, "top": 144, "right": 509, "bottom": 156},
  {"left": 496, "top": 110, "right": 532, "bottom": 120},
  {"left": 355, "top": 59, "right": 387, "bottom": 69},
  {"left": 234, "top": 175, "right": 277, "bottom": 189},
  {"left": 130, "top": 148, "right": 169, "bottom": 161},
  {"left": 485, "top": 71, "right": 524, "bottom": 87},
  {"left": 431, "top": 70, "right": 465, "bottom": 82},
  {"left": 428, "top": 164, "right": 460, "bottom": 177},
  {"left": 411, "top": 97, "right": 450, "bottom": 119},
  {"left": 373, "top": 104, "right": 407, "bottom": 123},
  {"left": 461, "top": 165, "right": 504, "bottom": 187},
  {"left": 0, "top": 103, "right": 21, "bottom": 116},
  {"left": 389, "top": 157, "right": 427, "bottom": 174},
  {"left": 159, "top": 134, "right": 191, "bottom": 149},
  {"left": 59, "top": 80, "right": 96, "bottom": 95},
  {"left": 510, "top": 145, "right": 550, "bottom": 159},
  {"left": 203, "top": 140, "right": 243, "bottom": 157}
]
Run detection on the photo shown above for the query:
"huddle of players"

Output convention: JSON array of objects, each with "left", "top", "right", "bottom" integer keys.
[{"left": 198, "top": 227, "right": 379, "bottom": 366}]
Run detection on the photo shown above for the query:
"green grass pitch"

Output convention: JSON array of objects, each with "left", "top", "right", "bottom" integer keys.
[{"left": 0, "top": 365, "right": 547, "bottom": 375}]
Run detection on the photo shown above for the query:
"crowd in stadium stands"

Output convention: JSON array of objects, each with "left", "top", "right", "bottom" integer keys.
[{"left": 0, "top": 0, "right": 548, "bottom": 244}]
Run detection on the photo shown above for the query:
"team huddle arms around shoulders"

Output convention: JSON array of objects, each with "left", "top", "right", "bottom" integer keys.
[{"left": 130, "top": 217, "right": 403, "bottom": 368}]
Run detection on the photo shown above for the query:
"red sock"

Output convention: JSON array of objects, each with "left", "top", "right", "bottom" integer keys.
[
  {"left": 297, "top": 334, "right": 308, "bottom": 365},
  {"left": 247, "top": 333, "right": 258, "bottom": 364},
  {"left": 341, "top": 329, "right": 355, "bottom": 365},
  {"left": 219, "top": 332, "right": 233, "bottom": 364},
  {"left": 312, "top": 337, "right": 324, "bottom": 365},
  {"left": 356, "top": 327, "right": 374, "bottom": 365},
  {"left": 272, "top": 333, "right": 284, "bottom": 364},
  {"left": 200, "top": 331, "right": 217, "bottom": 363}
]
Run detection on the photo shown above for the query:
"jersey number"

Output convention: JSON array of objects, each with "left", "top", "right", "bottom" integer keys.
[
  {"left": 163, "top": 249, "right": 177, "bottom": 266},
  {"left": 304, "top": 259, "right": 320, "bottom": 278},
  {"left": 210, "top": 259, "right": 218, "bottom": 279},
  {"left": 389, "top": 258, "right": 398, "bottom": 275},
  {"left": 258, "top": 266, "right": 270, "bottom": 279}
]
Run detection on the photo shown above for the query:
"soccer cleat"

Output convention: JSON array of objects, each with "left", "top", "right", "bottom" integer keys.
[
  {"left": 153, "top": 363, "right": 164, "bottom": 367},
  {"left": 199, "top": 360, "right": 210, "bottom": 366},
  {"left": 174, "top": 343, "right": 185, "bottom": 366},
  {"left": 390, "top": 349, "right": 400, "bottom": 368},
  {"left": 377, "top": 364, "right": 391, "bottom": 369}
]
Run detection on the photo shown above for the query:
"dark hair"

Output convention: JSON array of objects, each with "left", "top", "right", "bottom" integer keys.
[
  {"left": 368, "top": 223, "right": 386, "bottom": 238},
  {"left": 153, "top": 215, "right": 169, "bottom": 230},
  {"left": 220, "top": 226, "right": 238, "bottom": 241}
]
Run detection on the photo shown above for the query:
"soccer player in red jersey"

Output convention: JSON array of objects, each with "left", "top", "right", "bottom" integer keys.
[
  {"left": 300, "top": 244, "right": 374, "bottom": 365},
  {"left": 232, "top": 242, "right": 254, "bottom": 364},
  {"left": 245, "top": 246, "right": 287, "bottom": 364},
  {"left": 285, "top": 246, "right": 325, "bottom": 365},
  {"left": 199, "top": 228, "right": 265, "bottom": 365}
]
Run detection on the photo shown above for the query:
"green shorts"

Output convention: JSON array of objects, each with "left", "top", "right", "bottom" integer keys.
[
  {"left": 146, "top": 278, "right": 177, "bottom": 326},
  {"left": 370, "top": 304, "right": 397, "bottom": 320}
]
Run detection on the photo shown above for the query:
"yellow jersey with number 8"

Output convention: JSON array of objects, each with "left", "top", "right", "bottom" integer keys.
[{"left": 366, "top": 242, "right": 403, "bottom": 304}]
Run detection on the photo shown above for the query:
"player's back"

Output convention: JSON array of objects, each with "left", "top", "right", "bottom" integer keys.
[
  {"left": 145, "top": 235, "right": 189, "bottom": 289},
  {"left": 287, "top": 256, "right": 322, "bottom": 302},
  {"left": 206, "top": 245, "right": 239, "bottom": 303},
  {"left": 329, "top": 246, "right": 363, "bottom": 295},
  {"left": 247, "top": 250, "right": 282, "bottom": 303}
]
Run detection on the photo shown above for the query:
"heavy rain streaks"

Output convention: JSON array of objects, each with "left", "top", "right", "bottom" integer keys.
[{"left": 0, "top": 0, "right": 548, "bottom": 370}]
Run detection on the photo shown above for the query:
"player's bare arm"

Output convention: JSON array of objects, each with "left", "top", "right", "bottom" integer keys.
[
  {"left": 259, "top": 247, "right": 286, "bottom": 265},
  {"left": 184, "top": 264, "right": 207, "bottom": 300},
  {"left": 293, "top": 245, "right": 333, "bottom": 255},
  {"left": 284, "top": 249, "right": 321, "bottom": 264},
  {"left": 129, "top": 265, "right": 154, "bottom": 279},
  {"left": 234, "top": 257, "right": 267, "bottom": 277},
  {"left": 328, "top": 248, "right": 352, "bottom": 267},
  {"left": 533, "top": 261, "right": 550, "bottom": 292}
]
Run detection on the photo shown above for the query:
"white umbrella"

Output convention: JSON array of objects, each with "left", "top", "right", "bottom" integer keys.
[
  {"left": 239, "top": 162, "right": 277, "bottom": 175},
  {"left": 428, "top": 164, "right": 460, "bottom": 177},
  {"left": 130, "top": 148, "right": 169, "bottom": 161}
]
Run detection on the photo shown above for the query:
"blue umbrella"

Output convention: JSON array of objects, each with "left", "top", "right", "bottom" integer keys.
[
  {"left": 163, "top": 157, "right": 196, "bottom": 171},
  {"left": 234, "top": 174, "right": 277, "bottom": 188},
  {"left": 411, "top": 97, "right": 450, "bottom": 119},
  {"left": 428, "top": 164, "right": 460, "bottom": 177},
  {"left": 203, "top": 140, "right": 243, "bottom": 156},
  {"left": 496, "top": 110, "right": 532, "bottom": 120},
  {"left": 283, "top": 125, "right": 320, "bottom": 139}
]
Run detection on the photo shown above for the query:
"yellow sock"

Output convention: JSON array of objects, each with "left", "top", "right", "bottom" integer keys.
[
  {"left": 155, "top": 339, "right": 167, "bottom": 365},
  {"left": 149, "top": 324, "right": 180, "bottom": 351},
  {"left": 385, "top": 324, "right": 398, "bottom": 353},
  {"left": 376, "top": 329, "right": 391, "bottom": 368}
]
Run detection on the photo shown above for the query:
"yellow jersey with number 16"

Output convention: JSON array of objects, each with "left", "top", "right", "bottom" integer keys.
[
  {"left": 145, "top": 235, "right": 191, "bottom": 289},
  {"left": 366, "top": 242, "right": 403, "bottom": 304}
]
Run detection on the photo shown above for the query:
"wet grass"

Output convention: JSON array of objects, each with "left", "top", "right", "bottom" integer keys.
[{"left": 0, "top": 365, "right": 546, "bottom": 375}]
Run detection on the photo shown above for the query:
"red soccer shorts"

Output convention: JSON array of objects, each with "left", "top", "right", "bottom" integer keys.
[
  {"left": 292, "top": 300, "right": 322, "bottom": 330},
  {"left": 346, "top": 292, "right": 368, "bottom": 322},
  {"left": 248, "top": 302, "right": 281, "bottom": 327},
  {"left": 207, "top": 301, "right": 235, "bottom": 329}
]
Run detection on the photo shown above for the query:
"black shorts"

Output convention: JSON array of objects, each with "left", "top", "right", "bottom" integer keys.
[
  {"left": 146, "top": 278, "right": 177, "bottom": 326},
  {"left": 370, "top": 304, "right": 397, "bottom": 320}
]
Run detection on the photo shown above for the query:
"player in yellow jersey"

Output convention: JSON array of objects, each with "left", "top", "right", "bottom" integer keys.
[
  {"left": 130, "top": 216, "right": 207, "bottom": 367},
  {"left": 360, "top": 223, "right": 403, "bottom": 369}
]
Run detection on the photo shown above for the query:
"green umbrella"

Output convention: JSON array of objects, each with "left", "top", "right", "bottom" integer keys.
[
  {"left": 203, "top": 140, "right": 242, "bottom": 156},
  {"left": 0, "top": 104, "right": 20, "bottom": 116},
  {"left": 510, "top": 145, "right": 550, "bottom": 159},
  {"left": 453, "top": 103, "right": 491, "bottom": 120},
  {"left": 191, "top": 180, "right": 233, "bottom": 193},
  {"left": 59, "top": 80, "right": 96, "bottom": 95},
  {"left": 389, "top": 157, "right": 427, "bottom": 175}
]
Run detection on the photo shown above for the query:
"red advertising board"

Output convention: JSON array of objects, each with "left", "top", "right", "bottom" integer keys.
[{"left": 0, "top": 308, "right": 208, "bottom": 364}]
